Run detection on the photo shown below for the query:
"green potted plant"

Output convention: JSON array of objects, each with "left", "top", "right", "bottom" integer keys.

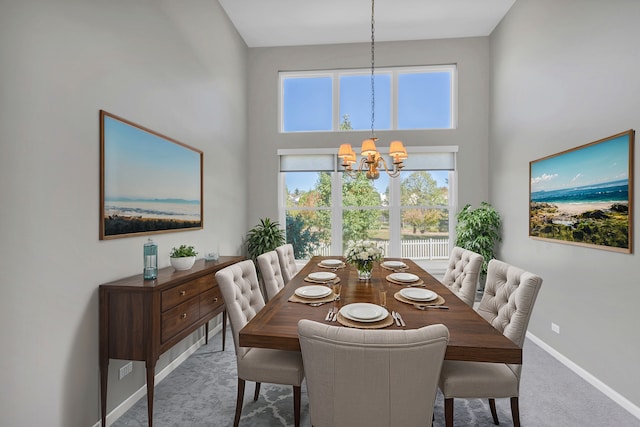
[
  {"left": 247, "top": 218, "right": 285, "bottom": 262},
  {"left": 169, "top": 245, "right": 198, "bottom": 270},
  {"left": 454, "top": 202, "right": 502, "bottom": 280}
]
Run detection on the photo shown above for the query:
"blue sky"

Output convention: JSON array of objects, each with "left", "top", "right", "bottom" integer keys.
[
  {"left": 282, "top": 70, "right": 452, "bottom": 131},
  {"left": 104, "top": 116, "right": 201, "bottom": 200},
  {"left": 530, "top": 134, "right": 630, "bottom": 193}
]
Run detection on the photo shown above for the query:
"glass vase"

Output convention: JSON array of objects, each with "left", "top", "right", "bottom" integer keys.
[{"left": 357, "top": 260, "right": 373, "bottom": 281}]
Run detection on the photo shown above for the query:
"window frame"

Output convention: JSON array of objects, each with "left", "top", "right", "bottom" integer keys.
[
  {"left": 278, "top": 146, "right": 458, "bottom": 259},
  {"left": 279, "top": 65, "right": 458, "bottom": 133}
]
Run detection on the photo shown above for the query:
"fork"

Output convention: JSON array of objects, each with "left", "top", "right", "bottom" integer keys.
[
  {"left": 309, "top": 301, "right": 330, "bottom": 307},
  {"left": 325, "top": 308, "right": 335, "bottom": 320}
]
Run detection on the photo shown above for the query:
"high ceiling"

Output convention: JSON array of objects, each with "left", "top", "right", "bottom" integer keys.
[{"left": 218, "top": 0, "right": 516, "bottom": 48}]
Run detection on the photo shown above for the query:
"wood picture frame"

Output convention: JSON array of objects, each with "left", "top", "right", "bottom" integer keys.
[
  {"left": 99, "top": 110, "right": 203, "bottom": 240},
  {"left": 529, "top": 130, "right": 634, "bottom": 253}
]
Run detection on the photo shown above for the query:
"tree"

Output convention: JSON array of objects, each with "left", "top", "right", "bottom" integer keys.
[
  {"left": 401, "top": 171, "right": 448, "bottom": 234},
  {"left": 286, "top": 215, "right": 321, "bottom": 259}
]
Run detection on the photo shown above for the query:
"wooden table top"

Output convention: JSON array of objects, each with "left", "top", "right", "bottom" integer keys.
[{"left": 239, "top": 256, "right": 521, "bottom": 364}]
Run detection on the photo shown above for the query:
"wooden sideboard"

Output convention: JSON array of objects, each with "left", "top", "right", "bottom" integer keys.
[{"left": 99, "top": 255, "right": 243, "bottom": 427}]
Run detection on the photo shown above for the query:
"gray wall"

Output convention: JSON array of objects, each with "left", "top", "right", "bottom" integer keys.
[
  {"left": 0, "top": 0, "right": 248, "bottom": 425},
  {"left": 247, "top": 37, "right": 491, "bottom": 224},
  {"left": 490, "top": 0, "right": 640, "bottom": 409}
]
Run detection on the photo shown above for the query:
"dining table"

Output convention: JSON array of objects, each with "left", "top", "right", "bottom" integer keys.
[{"left": 239, "top": 256, "right": 521, "bottom": 364}]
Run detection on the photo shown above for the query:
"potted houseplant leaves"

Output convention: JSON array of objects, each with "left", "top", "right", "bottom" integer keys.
[
  {"left": 170, "top": 245, "right": 198, "bottom": 270},
  {"left": 247, "top": 218, "right": 285, "bottom": 291},
  {"left": 247, "top": 218, "right": 285, "bottom": 263},
  {"left": 454, "top": 202, "right": 502, "bottom": 281}
]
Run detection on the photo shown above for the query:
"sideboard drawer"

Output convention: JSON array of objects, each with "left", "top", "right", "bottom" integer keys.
[
  {"left": 161, "top": 297, "right": 200, "bottom": 342},
  {"left": 161, "top": 274, "right": 214, "bottom": 312},
  {"left": 200, "top": 287, "right": 223, "bottom": 316}
]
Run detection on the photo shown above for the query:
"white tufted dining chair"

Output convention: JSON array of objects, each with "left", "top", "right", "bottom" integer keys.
[
  {"left": 298, "top": 319, "right": 449, "bottom": 427},
  {"left": 438, "top": 259, "right": 543, "bottom": 427},
  {"left": 441, "top": 246, "right": 484, "bottom": 307},
  {"left": 275, "top": 243, "right": 298, "bottom": 283},
  {"left": 215, "top": 260, "right": 304, "bottom": 427},
  {"left": 256, "top": 250, "right": 285, "bottom": 301}
]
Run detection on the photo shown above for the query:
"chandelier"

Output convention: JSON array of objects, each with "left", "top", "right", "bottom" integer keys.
[{"left": 338, "top": 0, "right": 408, "bottom": 180}]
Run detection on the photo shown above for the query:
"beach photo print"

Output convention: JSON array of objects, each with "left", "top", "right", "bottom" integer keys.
[
  {"left": 99, "top": 110, "right": 203, "bottom": 239},
  {"left": 529, "top": 130, "right": 634, "bottom": 253}
]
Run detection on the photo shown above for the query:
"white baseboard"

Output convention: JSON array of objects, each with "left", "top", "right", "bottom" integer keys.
[
  {"left": 94, "top": 322, "right": 224, "bottom": 427},
  {"left": 526, "top": 331, "right": 640, "bottom": 420}
]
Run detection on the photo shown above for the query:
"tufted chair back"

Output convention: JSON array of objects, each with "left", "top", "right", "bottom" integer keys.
[
  {"left": 477, "top": 259, "right": 543, "bottom": 349},
  {"left": 299, "top": 320, "right": 449, "bottom": 427},
  {"left": 257, "top": 250, "right": 285, "bottom": 301},
  {"left": 215, "top": 260, "right": 266, "bottom": 359},
  {"left": 441, "top": 247, "right": 484, "bottom": 307},
  {"left": 276, "top": 244, "right": 298, "bottom": 283}
]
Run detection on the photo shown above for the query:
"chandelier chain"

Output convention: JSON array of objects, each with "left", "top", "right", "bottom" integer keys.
[{"left": 370, "top": 0, "right": 375, "bottom": 137}]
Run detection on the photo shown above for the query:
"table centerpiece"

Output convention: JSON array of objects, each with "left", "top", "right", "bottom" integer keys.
[{"left": 344, "top": 240, "right": 384, "bottom": 280}]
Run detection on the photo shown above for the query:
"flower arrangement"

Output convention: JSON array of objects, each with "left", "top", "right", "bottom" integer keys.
[{"left": 344, "top": 240, "right": 384, "bottom": 280}]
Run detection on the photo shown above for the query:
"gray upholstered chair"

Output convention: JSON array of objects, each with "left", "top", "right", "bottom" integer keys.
[
  {"left": 441, "top": 246, "right": 484, "bottom": 307},
  {"left": 438, "top": 259, "right": 543, "bottom": 427},
  {"left": 256, "top": 250, "right": 285, "bottom": 301},
  {"left": 276, "top": 243, "right": 298, "bottom": 283},
  {"left": 215, "top": 260, "right": 304, "bottom": 427},
  {"left": 298, "top": 319, "right": 449, "bottom": 427}
]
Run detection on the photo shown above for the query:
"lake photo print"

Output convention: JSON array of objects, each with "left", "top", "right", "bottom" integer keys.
[
  {"left": 529, "top": 130, "right": 634, "bottom": 253},
  {"left": 100, "top": 111, "right": 203, "bottom": 239}
]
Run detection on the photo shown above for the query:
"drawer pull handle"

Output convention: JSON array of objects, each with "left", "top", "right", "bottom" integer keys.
[
  {"left": 179, "top": 290, "right": 186, "bottom": 296},
  {"left": 181, "top": 313, "right": 187, "bottom": 319},
  {"left": 213, "top": 298, "right": 218, "bottom": 302}
]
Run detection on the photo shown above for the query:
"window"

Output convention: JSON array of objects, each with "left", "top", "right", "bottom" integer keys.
[
  {"left": 278, "top": 148, "right": 457, "bottom": 261},
  {"left": 280, "top": 65, "right": 456, "bottom": 133}
]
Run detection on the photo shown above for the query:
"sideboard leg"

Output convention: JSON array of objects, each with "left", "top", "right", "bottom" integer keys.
[
  {"left": 100, "top": 358, "right": 109, "bottom": 426},
  {"left": 145, "top": 361, "right": 156, "bottom": 427}
]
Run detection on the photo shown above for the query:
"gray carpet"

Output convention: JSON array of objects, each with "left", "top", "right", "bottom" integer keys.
[{"left": 113, "top": 327, "right": 639, "bottom": 427}]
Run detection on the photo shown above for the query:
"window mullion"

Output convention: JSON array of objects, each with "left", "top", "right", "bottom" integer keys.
[
  {"left": 388, "top": 176, "right": 401, "bottom": 257},
  {"left": 330, "top": 172, "right": 343, "bottom": 255}
]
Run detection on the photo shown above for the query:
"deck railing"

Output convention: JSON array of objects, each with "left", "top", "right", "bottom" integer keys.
[{"left": 310, "top": 238, "right": 450, "bottom": 260}]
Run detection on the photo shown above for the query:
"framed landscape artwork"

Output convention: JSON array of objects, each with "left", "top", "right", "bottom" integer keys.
[
  {"left": 99, "top": 110, "right": 203, "bottom": 240},
  {"left": 529, "top": 130, "right": 634, "bottom": 253}
]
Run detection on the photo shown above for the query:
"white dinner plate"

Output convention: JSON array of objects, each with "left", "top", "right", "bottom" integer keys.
[
  {"left": 388, "top": 272, "right": 420, "bottom": 283},
  {"left": 400, "top": 288, "right": 437, "bottom": 302},
  {"left": 320, "top": 259, "right": 343, "bottom": 266},
  {"left": 382, "top": 260, "right": 407, "bottom": 268},
  {"left": 340, "top": 303, "right": 387, "bottom": 322},
  {"left": 307, "top": 272, "right": 337, "bottom": 281},
  {"left": 295, "top": 285, "right": 332, "bottom": 299}
]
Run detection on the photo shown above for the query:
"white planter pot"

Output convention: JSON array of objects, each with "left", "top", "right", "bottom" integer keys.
[{"left": 170, "top": 256, "right": 196, "bottom": 271}]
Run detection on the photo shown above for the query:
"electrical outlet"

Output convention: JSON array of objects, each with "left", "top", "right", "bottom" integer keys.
[
  {"left": 551, "top": 323, "right": 560, "bottom": 334},
  {"left": 119, "top": 362, "right": 133, "bottom": 379}
]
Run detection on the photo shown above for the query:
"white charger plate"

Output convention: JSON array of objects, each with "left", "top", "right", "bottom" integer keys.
[
  {"left": 382, "top": 260, "right": 407, "bottom": 268},
  {"left": 388, "top": 272, "right": 420, "bottom": 283},
  {"left": 307, "top": 271, "right": 337, "bottom": 281},
  {"left": 340, "top": 303, "right": 387, "bottom": 322},
  {"left": 400, "top": 288, "right": 437, "bottom": 302},
  {"left": 320, "top": 259, "right": 343, "bottom": 266},
  {"left": 295, "top": 285, "right": 332, "bottom": 299}
]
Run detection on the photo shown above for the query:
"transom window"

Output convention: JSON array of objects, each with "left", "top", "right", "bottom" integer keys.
[{"left": 280, "top": 65, "right": 457, "bottom": 133}]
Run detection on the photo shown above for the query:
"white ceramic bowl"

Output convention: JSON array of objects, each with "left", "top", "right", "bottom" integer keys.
[{"left": 170, "top": 256, "right": 196, "bottom": 270}]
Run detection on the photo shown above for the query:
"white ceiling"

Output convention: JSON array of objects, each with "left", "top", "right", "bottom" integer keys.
[{"left": 218, "top": 0, "right": 516, "bottom": 48}]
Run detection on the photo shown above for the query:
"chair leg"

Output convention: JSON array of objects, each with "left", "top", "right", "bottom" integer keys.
[
  {"left": 293, "top": 385, "right": 301, "bottom": 427},
  {"left": 444, "top": 398, "right": 454, "bottom": 427},
  {"left": 489, "top": 398, "right": 499, "bottom": 424},
  {"left": 234, "top": 378, "right": 245, "bottom": 427},
  {"left": 253, "top": 382, "right": 261, "bottom": 401},
  {"left": 510, "top": 397, "right": 521, "bottom": 427}
]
